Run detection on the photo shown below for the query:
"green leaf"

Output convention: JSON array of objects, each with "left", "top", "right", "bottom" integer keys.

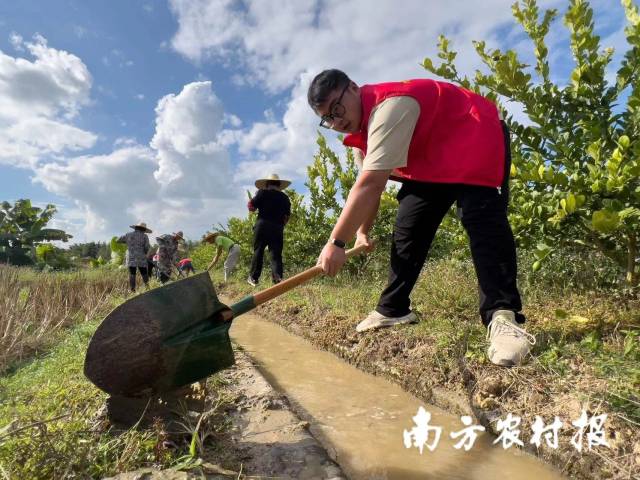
[
  {"left": 189, "top": 431, "right": 197, "bottom": 458},
  {"left": 587, "top": 141, "right": 601, "bottom": 161},
  {"left": 538, "top": 164, "right": 546, "bottom": 180},
  {"left": 554, "top": 309, "right": 568, "bottom": 319},
  {"left": 592, "top": 209, "right": 620, "bottom": 233},
  {"left": 618, "top": 135, "right": 630, "bottom": 149},
  {"left": 566, "top": 193, "right": 577, "bottom": 213},
  {"left": 423, "top": 57, "right": 435, "bottom": 71}
]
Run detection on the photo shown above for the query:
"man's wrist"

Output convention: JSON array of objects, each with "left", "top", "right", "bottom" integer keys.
[{"left": 329, "top": 237, "right": 346, "bottom": 249}]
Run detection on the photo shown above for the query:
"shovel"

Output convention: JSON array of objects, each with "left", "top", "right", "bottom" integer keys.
[{"left": 84, "top": 244, "right": 367, "bottom": 397}]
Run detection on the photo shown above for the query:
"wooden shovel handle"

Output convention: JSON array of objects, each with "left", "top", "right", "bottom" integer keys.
[{"left": 252, "top": 243, "right": 368, "bottom": 306}]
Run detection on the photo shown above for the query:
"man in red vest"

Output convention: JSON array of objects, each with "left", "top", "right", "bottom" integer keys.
[{"left": 307, "top": 69, "right": 535, "bottom": 367}]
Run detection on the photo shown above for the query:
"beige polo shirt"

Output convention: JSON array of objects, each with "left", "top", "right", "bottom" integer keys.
[{"left": 353, "top": 96, "right": 420, "bottom": 171}]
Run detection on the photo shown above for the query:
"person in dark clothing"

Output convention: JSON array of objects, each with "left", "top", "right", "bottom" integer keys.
[
  {"left": 247, "top": 174, "right": 292, "bottom": 286},
  {"left": 146, "top": 246, "right": 157, "bottom": 280}
]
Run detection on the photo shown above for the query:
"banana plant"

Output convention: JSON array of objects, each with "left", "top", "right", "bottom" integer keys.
[{"left": 0, "top": 199, "right": 72, "bottom": 265}]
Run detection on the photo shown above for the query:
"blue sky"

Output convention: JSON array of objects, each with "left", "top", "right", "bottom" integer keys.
[
  {"left": 0, "top": 1, "right": 276, "bottom": 222},
  {"left": 0, "top": 0, "right": 629, "bottom": 243}
]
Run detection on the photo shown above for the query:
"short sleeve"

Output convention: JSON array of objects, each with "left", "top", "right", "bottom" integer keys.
[
  {"left": 352, "top": 148, "right": 365, "bottom": 170},
  {"left": 362, "top": 96, "right": 420, "bottom": 171}
]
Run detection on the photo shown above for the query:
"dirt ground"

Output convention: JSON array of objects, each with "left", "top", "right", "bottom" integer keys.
[
  {"left": 246, "top": 299, "right": 640, "bottom": 480},
  {"left": 211, "top": 352, "right": 345, "bottom": 479},
  {"left": 105, "top": 350, "right": 345, "bottom": 480},
  {"left": 105, "top": 283, "right": 638, "bottom": 480}
]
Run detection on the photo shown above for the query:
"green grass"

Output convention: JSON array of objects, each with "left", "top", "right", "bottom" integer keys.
[
  {"left": 174, "top": 254, "right": 640, "bottom": 478},
  {"left": 0, "top": 267, "right": 241, "bottom": 480},
  {"left": 217, "top": 254, "right": 640, "bottom": 442},
  {"left": 0, "top": 319, "right": 171, "bottom": 479}
]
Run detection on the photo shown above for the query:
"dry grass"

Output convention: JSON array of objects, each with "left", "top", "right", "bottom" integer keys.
[
  {"left": 0, "top": 266, "right": 127, "bottom": 373},
  {"left": 0, "top": 318, "right": 237, "bottom": 479}
]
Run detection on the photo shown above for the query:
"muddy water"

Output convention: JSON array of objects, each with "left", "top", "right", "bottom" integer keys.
[{"left": 230, "top": 313, "right": 565, "bottom": 480}]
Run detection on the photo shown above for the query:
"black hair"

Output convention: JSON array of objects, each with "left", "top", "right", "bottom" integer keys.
[
  {"left": 307, "top": 69, "right": 351, "bottom": 110},
  {"left": 266, "top": 180, "right": 281, "bottom": 188}
]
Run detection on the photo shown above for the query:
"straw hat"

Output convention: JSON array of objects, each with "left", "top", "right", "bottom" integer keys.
[
  {"left": 202, "top": 231, "right": 220, "bottom": 243},
  {"left": 129, "top": 222, "right": 152, "bottom": 233},
  {"left": 173, "top": 231, "right": 184, "bottom": 241},
  {"left": 255, "top": 173, "right": 291, "bottom": 191}
]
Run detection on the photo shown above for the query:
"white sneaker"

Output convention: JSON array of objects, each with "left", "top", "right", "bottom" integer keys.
[
  {"left": 247, "top": 277, "right": 257, "bottom": 287},
  {"left": 486, "top": 310, "right": 536, "bottom": 367},
  {"left": 356, "top": 310, "right": 418, "bottom": 332}
]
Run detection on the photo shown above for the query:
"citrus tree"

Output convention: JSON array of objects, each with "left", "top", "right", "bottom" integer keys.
[{"left": 423, "top": 0, "right": 640, "bottom": 286}]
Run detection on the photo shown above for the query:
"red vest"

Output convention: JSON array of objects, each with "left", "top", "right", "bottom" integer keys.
[{"left": 343, "top": 80, "right": 505, "bottom": 187}]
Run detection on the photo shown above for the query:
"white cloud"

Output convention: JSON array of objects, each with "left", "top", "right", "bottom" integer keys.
[
  {"left": 9, "top": 33, "right": 24, "bottom": 51},
  {"left": 7, "top": 118, "right": 96, "bottom": 153},
  {"left": 0, "top": 34, "right": 91, "bottom": 120},
  {"left": 169, "top": 0, "right": 538, "bottom": 92},
  {"left": 33, "top": 146, "right": 159, "bottom": 238},
  {"left": 33, "top": 81, "right": 245, "bottom": 241},
  {"left": 224, "top": 113, "right": 242, "bottom": 127},
  {"left": 102, "top": 48, "right": 135, "bottom": 68},
  {"left": 114, "top": 137, "right": 138, "bottom": 147},
  {"left": 0, "top": 37, "right": 244, "bottom": 241},
  {"left": 169, "top": 0, "right": 627, "bottom": 186},
  {"left": 151, "top": 81, "right": 229, "bottom": 190},
  {"left": 168, "top": 0, "right": 531, "bottom": 180},
  {"left": 0, "top": 34, "right": 95, "bottom": 168}
]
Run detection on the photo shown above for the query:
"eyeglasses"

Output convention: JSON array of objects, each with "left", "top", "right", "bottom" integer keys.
[{"left": 319, "top": 83, "right": 349, "bottom": 129}]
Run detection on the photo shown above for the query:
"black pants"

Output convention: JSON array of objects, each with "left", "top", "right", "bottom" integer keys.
[
  {"left": 250, "top": 219, "right": 284, "bottom": 282},
  {"left": 376, "top": 123, "right": 523, "bottom": 326},
  {"left": 128, "top": 266, "right": 149, "bottom": 291},
  {"left": 147, "top": 260, "right": 155, "bottom": 279}
]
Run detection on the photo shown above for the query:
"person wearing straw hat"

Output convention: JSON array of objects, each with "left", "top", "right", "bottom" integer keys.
[
  {"left": 156, "top": 231, "right": 184, "bottom": 284},
  {"left": 247, "top": 174, "right": 292, "bottom": 286},
  {"left": 117, "top": 222, "right": 152, "bottom": 292}
]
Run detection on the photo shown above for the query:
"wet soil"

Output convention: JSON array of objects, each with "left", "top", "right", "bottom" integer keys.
[
  {"left": 230, "top": 311, "right": 565, "bottom": 480},
  {"left": 220, "top": 290, "right": 639, "bottom": 480},
  {"left": 105, "top": 349, "right": 344, "bottom": 480},
  {"left": 214, "top": 353, "right": 345, "bottom": 479}
]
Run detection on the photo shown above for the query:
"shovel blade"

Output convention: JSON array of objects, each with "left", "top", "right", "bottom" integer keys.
[{"left": 84, "top": 272, "right": 235, "bottom": 397}]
